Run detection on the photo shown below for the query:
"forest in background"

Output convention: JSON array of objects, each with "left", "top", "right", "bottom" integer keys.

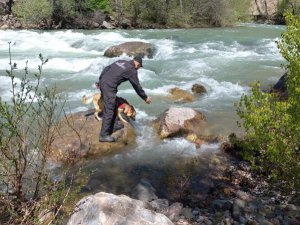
[{"left": 0, "top": 0, "right": 299, "bottom": 28}]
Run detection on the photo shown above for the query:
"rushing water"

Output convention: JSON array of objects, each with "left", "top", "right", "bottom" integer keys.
[{"left": 0, "top": 24, "right": 286, "bottom": 199}]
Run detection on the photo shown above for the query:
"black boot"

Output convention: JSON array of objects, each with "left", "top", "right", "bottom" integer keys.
[{"left": 99, "top": 135, "right": 115, "bottom": 142}]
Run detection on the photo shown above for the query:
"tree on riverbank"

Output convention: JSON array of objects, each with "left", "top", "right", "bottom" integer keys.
[
  {"left": 235, "top": 13, "right": 300, "bottom": 190},
  {"left": 7, "top": 0, "right": 251, "bottom": 28},
  {"left": 114, "top": 0, "right": 251, "bottom": 27}
]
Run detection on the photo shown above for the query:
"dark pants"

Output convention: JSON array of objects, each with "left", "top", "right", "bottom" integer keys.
[{"left": 99, "top": 82, "right": 117, "bottom": 136}]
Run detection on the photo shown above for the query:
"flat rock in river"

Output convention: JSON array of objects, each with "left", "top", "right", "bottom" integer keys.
[{"left": 50, "top": 110, "right": 136, "bottom": 165}]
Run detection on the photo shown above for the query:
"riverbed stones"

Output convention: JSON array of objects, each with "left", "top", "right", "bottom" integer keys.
[
  {"left": 150, "top": 199, "right": 170, "bottom": 212},
  {"left": 50, "top": 110, "right": 136, "bottom": 165},
  {"left": 67, "top": 192, "right": 174, "bottom": 225},
  {"left": 133, "top": 178, "right": 158, "bottom": 202},
  {"left": 154, "top": 107, "right": 206, "bottom": 138},
  {"left": 166, "top": 202, "right": 183, "bottom": 221},
  {"left": 104, "top": 41, "right": 155, "bottom": 58}
]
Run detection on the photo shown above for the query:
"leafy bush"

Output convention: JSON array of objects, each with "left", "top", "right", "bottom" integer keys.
[
  {"left": 89, "top": 0, "right": 111, "bottom": 13},
  {"left": 12, "top": 0, "right": 53, "bottom": 24},
  {"left": 118, "top": 0, "right": 251, "bottom": 28},
  {"left": 236, "top": 13, "right": 300, "bottom": 190}
]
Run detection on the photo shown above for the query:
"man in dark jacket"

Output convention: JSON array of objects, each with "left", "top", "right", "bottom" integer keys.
[{"left": 99, "top": 56, "right": 151, "bottom": 142}]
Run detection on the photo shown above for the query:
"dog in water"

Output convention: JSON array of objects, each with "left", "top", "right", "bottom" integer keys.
[{"left": 81, "top": 93, "right": 136, "bottom": 124}]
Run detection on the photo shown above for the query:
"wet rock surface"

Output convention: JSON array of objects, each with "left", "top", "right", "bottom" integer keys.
[
  {"left": 50, "top": 110, "right": 136, "bottom": 165},
  {"left": 168, "top": 87, "right": 194, "bottom": 103},
  {"left": 191, "top": 84, "right": 207, "bottom": 95}
]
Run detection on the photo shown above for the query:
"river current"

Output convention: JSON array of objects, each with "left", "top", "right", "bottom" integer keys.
[{"left": 0, "top": 24, "right": 286, "bottom": 198}]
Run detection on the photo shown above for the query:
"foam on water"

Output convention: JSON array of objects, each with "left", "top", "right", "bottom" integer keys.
[
  {"left": 135, "top": 108, "right": 156, "bottom": 121},
  {"left": 44, "top": 58, "right": 95, "bottom": 72},
  {"left": 154, "top": 39, "right": 176, "bottom": 60},
  {"left": 196, "top": 76, "right": 247, "bottom": 100}
]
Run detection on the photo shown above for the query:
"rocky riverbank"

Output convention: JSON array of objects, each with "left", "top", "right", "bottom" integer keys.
[{"left": 66, "top": 152, "right": 300, "bottom": 225}]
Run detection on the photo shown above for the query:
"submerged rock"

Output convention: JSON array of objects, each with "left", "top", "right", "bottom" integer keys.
[
  {"left": 104, "top": 41, "right": 155, "bottom": 58},
  {"left": 50, "top": 110, "right": 136, "bottom": 165},
  {"left": 154, "top": 107, "right": 206, "bottom": 138},
  {"left": 67, "top": 192, "right": 174, "bottom": 225},
  {"left": 168, "top": 87, "right": 194, "bottom": 103},
  {"left": 133, "top": 178, "right": 158, "bottom": 202}
]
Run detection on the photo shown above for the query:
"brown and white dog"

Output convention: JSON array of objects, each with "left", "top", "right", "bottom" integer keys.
[{"left": 81, "top": 93, "right": 136, "bottom": 124}]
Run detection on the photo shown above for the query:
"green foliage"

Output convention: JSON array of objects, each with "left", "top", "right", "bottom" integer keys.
[
  {"left": 236, "top": 13, "right": 300, "bottom": 190},
  {"left": 0, "top": 43, "right": 71, "bottom": 224},
  {"left": 10, "top": 0, "right": 252, "bottom": 28},
  {"left": 278, "top": 0, "right": 300, "bottom": 17},
  {"left": 117, "top": 0, "right": 252, "bottom": 28},
  {"left": 229, "top": 0, "right": 252, "bottom": 22},
  {"left": 52, "top": 0, "right": 84, "bottom": 25},
  {"left": 12, "top": 0, "right": 53, "bottom": 24},
  {"left": 89, "top": 0, "right": 111, "bottom": 13}
]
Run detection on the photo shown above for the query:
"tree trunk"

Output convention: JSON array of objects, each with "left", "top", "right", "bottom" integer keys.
[
  {"left": 6, "top": 0, "right": 14, "bottom": 13},
  {"left": 179, "top": 0, "right": 183, "bottom": 13},
  {"left": 254, "top": 0, "right": 263, "bottom": 15}
]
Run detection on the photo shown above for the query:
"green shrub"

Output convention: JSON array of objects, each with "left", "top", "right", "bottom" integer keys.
[
  {"left": 119, "top": 0, "right": 251, "bottom": 28},
  {"left": 89, "top": 0, "right": 111, "bottom": 13},
  {"left": 12, "top": 0, "right": 53, "bottom": 24},
  {"left": 0, "top": 44, "right": 72, "bottom": 224},
  {"left": 236, "top": 13, "right": 300, "bottom": 190}
]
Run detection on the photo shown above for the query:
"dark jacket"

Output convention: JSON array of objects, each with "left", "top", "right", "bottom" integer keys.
[{"left": 99, "top": 60, "right": 147, "bottom": 101}]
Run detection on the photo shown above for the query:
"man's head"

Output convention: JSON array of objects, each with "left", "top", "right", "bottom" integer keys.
[{"left": 133, "top": 56, "right": 143, "bottom": 69}]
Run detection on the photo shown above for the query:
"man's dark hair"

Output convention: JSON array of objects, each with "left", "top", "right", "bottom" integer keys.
[{"left": 133, "top": 56, "right": 143, "bottom": 67}]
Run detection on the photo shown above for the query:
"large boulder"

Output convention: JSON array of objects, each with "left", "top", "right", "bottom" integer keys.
[
  {"left": 168, "top": 87, "right": 194, "bottom": 103},
  {"left": 67, "top": 192, "right": 174, "bottom": 225},
  {"left": 154, "top": 107, "right": 206, "bottom": 139},
  {"left": 104, "top": 41, "right": 155, "bottom": 58},
  {"left": 50, "top": 110, "right": 136, "bottom": 165}
]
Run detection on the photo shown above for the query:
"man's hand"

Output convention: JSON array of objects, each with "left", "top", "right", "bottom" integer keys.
[{"left": 145, "top": 96, "right": 151, "bottom": 104}]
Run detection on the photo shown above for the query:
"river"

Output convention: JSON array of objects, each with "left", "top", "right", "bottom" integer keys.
[{"left": 0, "top": 24, "right": 286, "bottom": 201}]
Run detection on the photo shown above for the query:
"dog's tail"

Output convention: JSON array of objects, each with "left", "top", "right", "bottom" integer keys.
[{"left": 81, "top": 95, "right": 94, "bottom": 105}]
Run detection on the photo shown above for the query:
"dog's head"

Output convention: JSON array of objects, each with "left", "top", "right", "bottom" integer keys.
[{"left": 124, "top": 104, "right": 136, "bottom": 118}]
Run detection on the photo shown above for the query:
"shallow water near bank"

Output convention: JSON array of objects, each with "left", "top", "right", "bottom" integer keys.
[{"left": 0, "top": 24, "right": 286, "bottom": 202}]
